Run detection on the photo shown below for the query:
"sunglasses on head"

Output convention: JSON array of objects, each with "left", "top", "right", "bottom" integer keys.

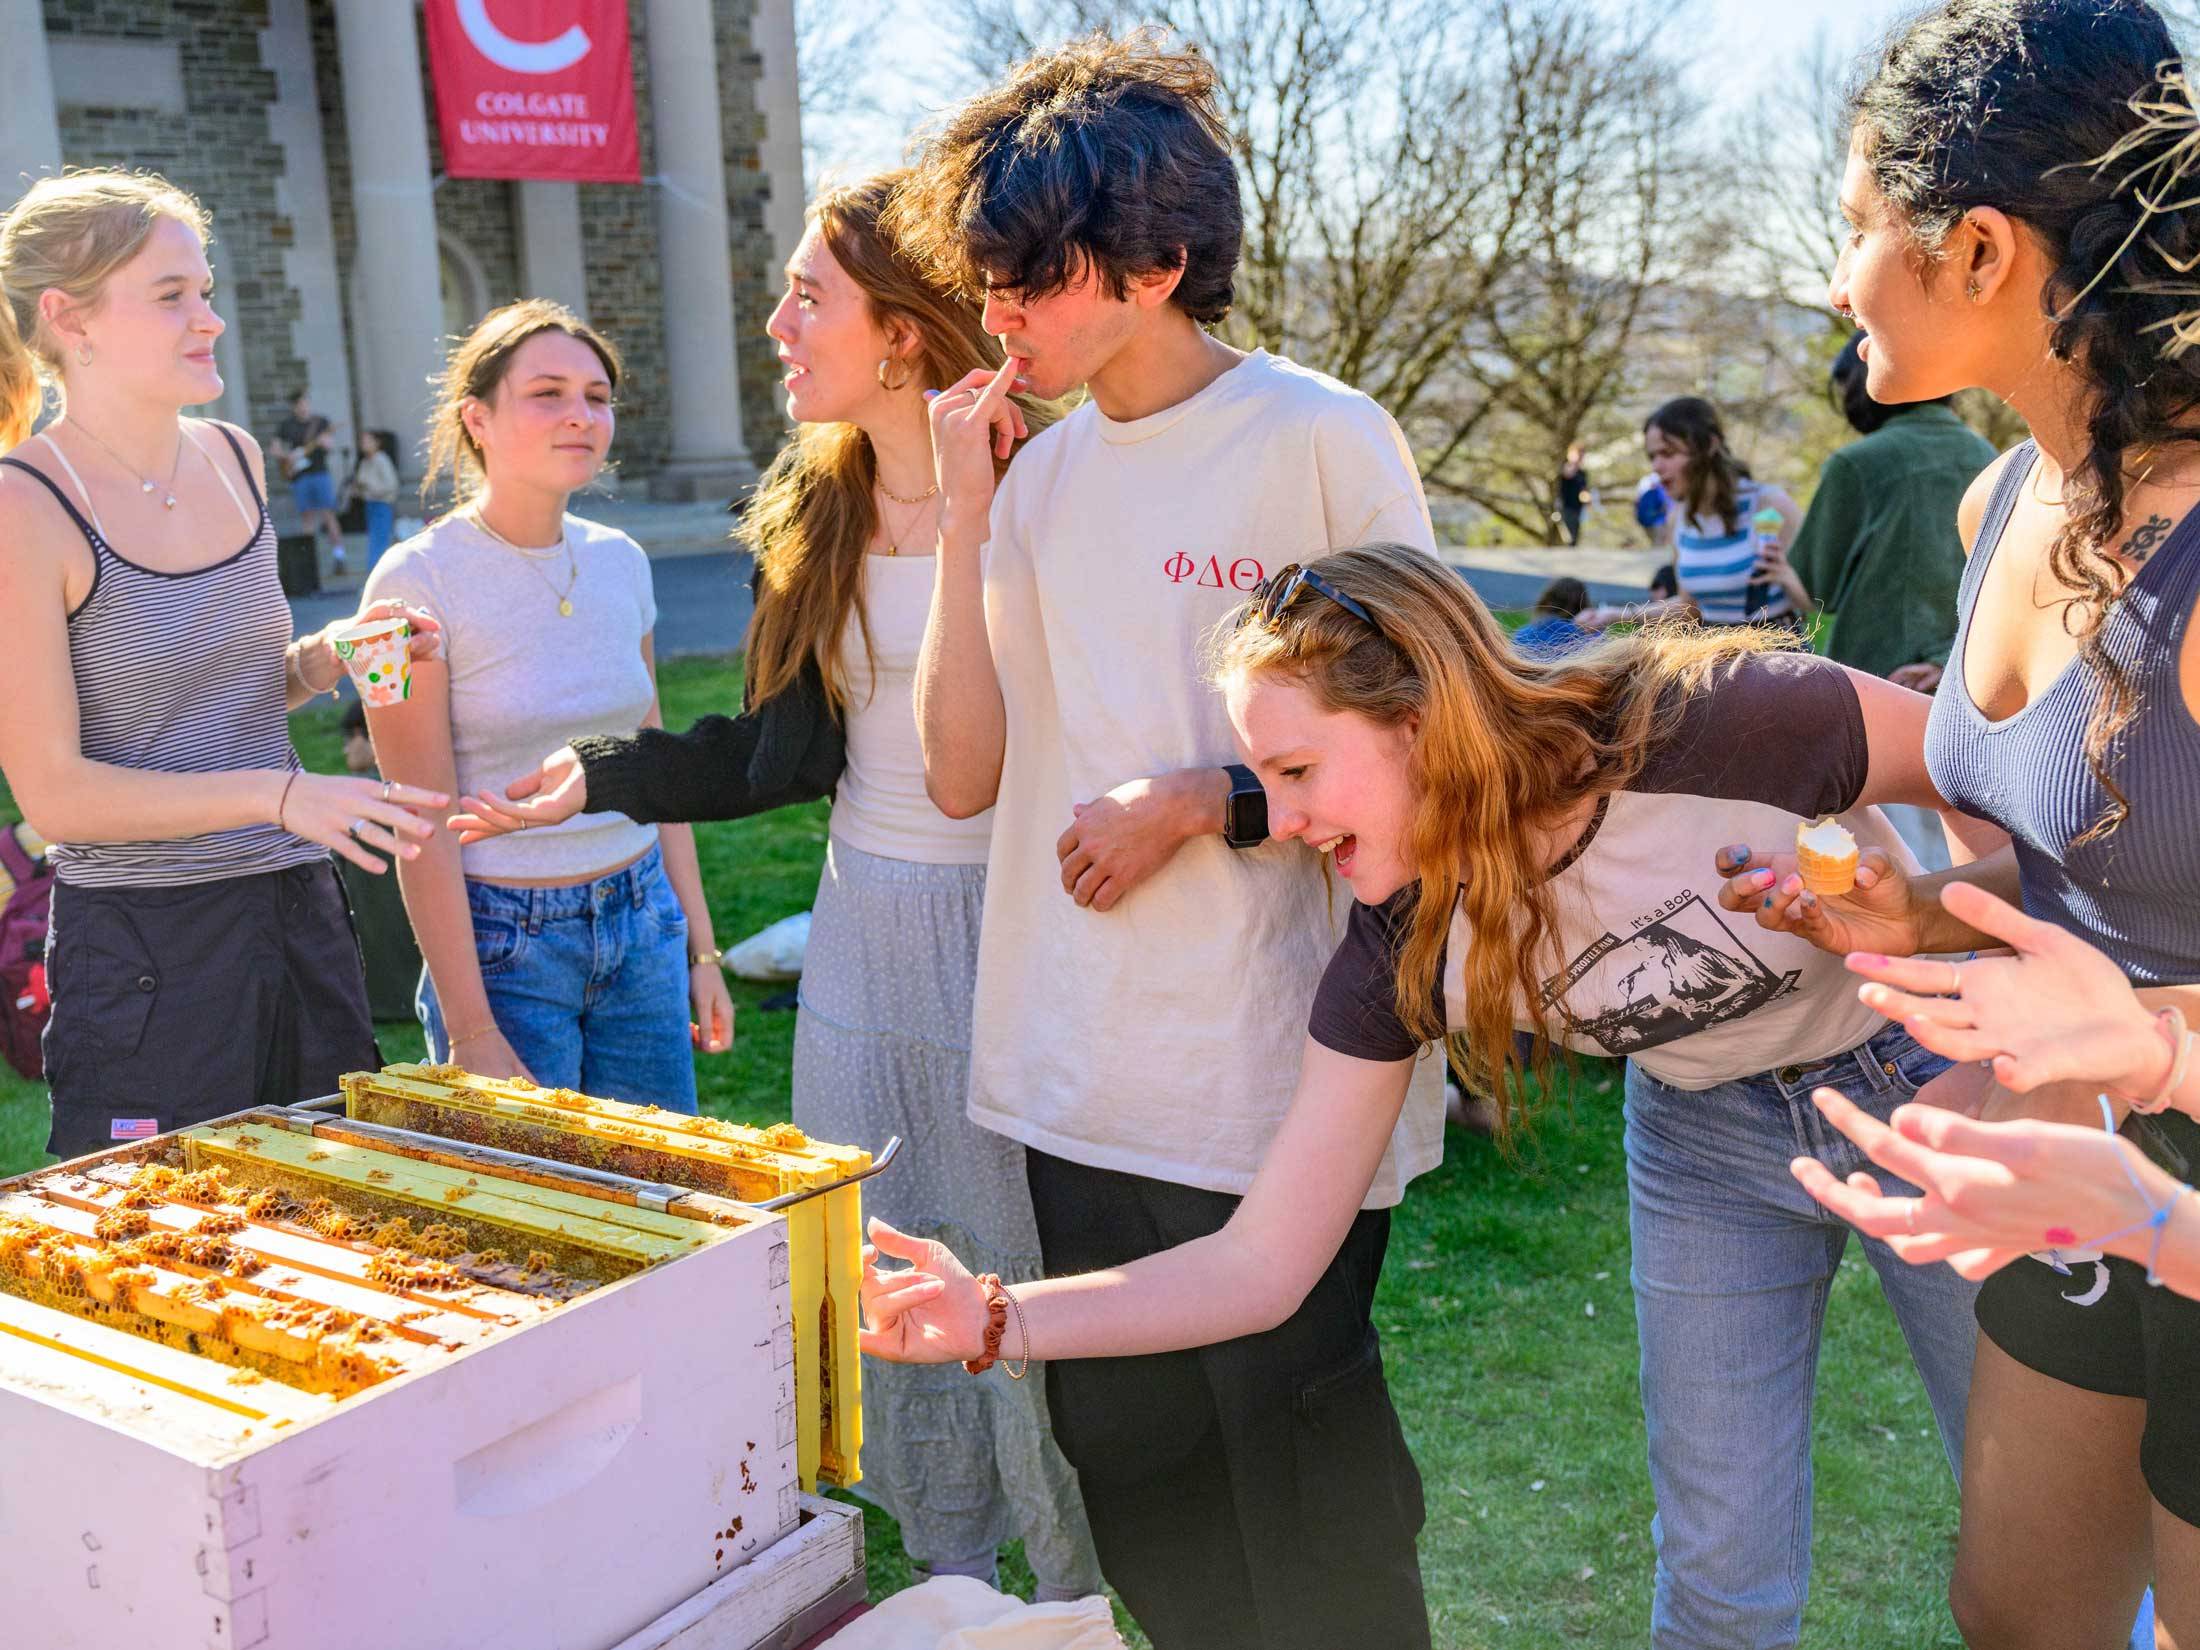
[{"left": 1243, "top": 562, "right": 1383, "bottom": 637}]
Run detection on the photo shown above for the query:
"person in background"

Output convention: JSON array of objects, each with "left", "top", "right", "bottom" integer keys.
[
  {"left": 1649, "top": 560, "right": 1679, "bottom": 601},
  {"left": 1789, "top": 333, "right": 1998, "bottom": 872},
  {"left": 1512, "top": 574, "right": 1594, "bottom": 655},
  {"left": 1790, "top": 333, "right": 1997, "bottom": 693},
  {"left": 1642, "top": 397, "right": 1808, "bottom": 627},
  {"left": 363, "top": 299, "right": 732, "bottom": 1108},
  {"left": 272, "top": 387, "right": 344, "bottom": 575},
  {"left": 348, "top": 426, "right": 399, "bottom": 571},
  {"left": 1635, "top": 470, "right": 1672, "bottom": 548},
  {"left": 0, "top": 168, "right": 444, "bottom": 1156},
  {"left": 1555, "top": 443, "right": 1598, "bottom": 545}
]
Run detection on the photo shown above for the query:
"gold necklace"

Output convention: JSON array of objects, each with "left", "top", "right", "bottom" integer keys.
[
  {"left": 877, "top": 475, "right": 938, "bottom": 507},
  {"left": 65, "top": 418, "right": 183, "bottom": 508},
  {"left": 875, "top": 488, "right": 940, "bottom": 556},
  {"left": 468, "top": 507, "right": 578, "bottom": 615}
]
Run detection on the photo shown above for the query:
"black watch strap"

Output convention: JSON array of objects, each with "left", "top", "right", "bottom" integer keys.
[{"left": 1222, "top": 763, "right": 1268, "bottom": 849}]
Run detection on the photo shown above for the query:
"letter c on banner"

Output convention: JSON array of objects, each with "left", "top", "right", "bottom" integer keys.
[{"left": 458, "top": 0, "right": 591, "bottom": 74}]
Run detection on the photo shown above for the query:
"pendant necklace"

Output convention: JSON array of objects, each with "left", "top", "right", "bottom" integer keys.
[
  {"left": 875, "top": 485, "right": 940, "bottom": 557},
  {"left": 469, "top": 506, "right": 579, "bottom": 615},
  {"left": 67, "top": 419, "right": 183, "bottom": 508}
]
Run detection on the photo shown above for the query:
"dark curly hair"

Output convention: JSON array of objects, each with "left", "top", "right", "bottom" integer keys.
[
  {"left": 883, "top": 29, "right": 1241, "bottom": 325},
  {"left": 1852, "top": 0, "right": 2198, "bottom": 840}
]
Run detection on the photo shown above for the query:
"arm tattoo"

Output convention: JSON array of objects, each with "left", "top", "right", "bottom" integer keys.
[{"left": 2123, "top": 513, "right": 2173, "bottom": 564}]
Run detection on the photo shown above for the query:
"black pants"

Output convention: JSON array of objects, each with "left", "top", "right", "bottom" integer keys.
[
  {"left": 1027, "top": 1149, "right": 1429, "bottom": 1650},
  {"left": 43, "top": 860, "right": 378, "bottom": 1160}
]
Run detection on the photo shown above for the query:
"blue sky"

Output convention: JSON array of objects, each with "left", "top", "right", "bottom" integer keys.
[{"left": 801, "top": 0, "right": 1925, "bottom": 184}]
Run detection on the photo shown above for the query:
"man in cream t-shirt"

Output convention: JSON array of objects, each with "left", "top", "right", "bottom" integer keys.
[{"left": 895, "top": 34, "right": 1442, "bottom": 1650}]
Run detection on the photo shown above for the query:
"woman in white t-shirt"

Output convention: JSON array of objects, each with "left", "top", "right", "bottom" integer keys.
[
  {"left": 363, "top": 300, "right": 733, "bottom": 1110},
  {"left": 863, "top": 544, "right": 2013, "bottom": 1646},
  {"left": 449, "top": 177, "right": 1101, "bottom": 1603}
]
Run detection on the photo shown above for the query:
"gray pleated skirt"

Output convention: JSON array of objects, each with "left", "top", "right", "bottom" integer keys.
[{"left": 793, "top": 837, "right": 1101, "bottom": 1592}]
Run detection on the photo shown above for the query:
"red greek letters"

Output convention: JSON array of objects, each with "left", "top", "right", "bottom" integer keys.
[{"left": 1162, "top": 552, "right": 1266, "bottom": 589}]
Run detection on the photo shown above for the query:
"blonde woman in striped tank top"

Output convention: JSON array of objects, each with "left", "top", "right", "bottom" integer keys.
[{"left": 0, "top": 170, "right": 446, "bottom": 1159}]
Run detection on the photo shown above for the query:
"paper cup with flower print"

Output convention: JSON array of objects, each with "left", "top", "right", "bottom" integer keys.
[{"left": 332, "top": 617, "right": 412, "bottom": 707}]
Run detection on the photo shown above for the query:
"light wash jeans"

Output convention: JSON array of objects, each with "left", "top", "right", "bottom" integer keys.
[
  {"left": 417, "top": 842, "right": 698, "bottom": 1112},
  {"left": 1624, "top": 1023, "right": 1979, "bottom": 1650}
]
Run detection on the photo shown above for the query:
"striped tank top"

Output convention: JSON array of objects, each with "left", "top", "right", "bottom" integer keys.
[
  {"left": 1675, "top": 481, "right": 1790, "bottom": 624},
  {"left": 1, "top": 422, "right": 320, "bottom": 889},
  {"left": 1924, "top": 441, "right": 2200, "bottom": 986}
]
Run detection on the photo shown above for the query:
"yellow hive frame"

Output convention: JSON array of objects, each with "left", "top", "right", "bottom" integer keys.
[{"left": 339, "top": 1064, "right": 868, "bottom": 1489}]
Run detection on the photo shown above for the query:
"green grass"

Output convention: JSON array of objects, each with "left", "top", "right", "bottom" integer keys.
[{"left": 0, "top": 653, "right": 1963, "bottom": 1646}]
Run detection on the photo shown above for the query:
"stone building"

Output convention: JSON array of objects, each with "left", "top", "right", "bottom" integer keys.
[{"left": 0, "top": 0, "right": 805, "bottom": 500}]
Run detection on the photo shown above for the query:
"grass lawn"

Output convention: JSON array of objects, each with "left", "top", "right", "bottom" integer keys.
[{"left": 0, "top": 653, "right": 1963, "bottom": 1647}]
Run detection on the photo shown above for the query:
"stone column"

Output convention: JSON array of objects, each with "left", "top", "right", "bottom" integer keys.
[
  {"left": 516, "top": 182, "right": 590, "bottom": 323},
  {"left": 751, "top": 0, "right": 806, "bottom": 270},
  {"left": 644, "top": 0, "right": 752, "bottom": 500},
  {"left": 0, "top": 0, "right": 62, "bottom": 198},
  {"left": 332, "top": 0, "right": 444, "bottom": 469},
  {"left": 261, "top": 0, "right": 354, "bottom": 468}
]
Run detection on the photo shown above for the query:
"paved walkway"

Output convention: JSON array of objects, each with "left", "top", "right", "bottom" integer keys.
[{"left": 287, "top": 499, "right": 1664, "bottom": 662}]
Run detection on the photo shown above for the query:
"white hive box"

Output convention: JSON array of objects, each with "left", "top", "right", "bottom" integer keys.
[{"left": 0, "top": 1109, "right": 802, "bottom": 1650}]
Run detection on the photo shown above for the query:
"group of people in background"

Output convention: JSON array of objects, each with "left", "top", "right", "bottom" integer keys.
[{"left": 3, "top": 3, "right": 2199, "bottom": 1648}]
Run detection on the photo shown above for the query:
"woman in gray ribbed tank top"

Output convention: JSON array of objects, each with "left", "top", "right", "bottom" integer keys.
[
  {"left": 1731, "top": 6, "right": 2200, "bottom": 1642},
  {"left": 0, "top": 170, "right": 445, "bottom": 1158}
]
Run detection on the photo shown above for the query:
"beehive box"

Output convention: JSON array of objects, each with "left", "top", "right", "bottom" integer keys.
[
  {"left": 0, "top": 1109, "right": 801, "bottom": 1650},
  {"left": 340, "top": 1064, "right": 869, "bottom": 1491}
]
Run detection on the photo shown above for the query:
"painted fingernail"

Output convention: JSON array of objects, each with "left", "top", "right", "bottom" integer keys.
[
  {"left": 1852, "top": 953, "right": 1888, "bottom": 967},
  {"left": 923, "top": 389, "right": 939, "bottom": 401},
  {"left": 1752, "top": 868, "right": 1775, "bottom": 888},
  {"left": 2044, "top": 1226, "right": 2078, "bottom": 1246},
  {"left": 1761, "top": 895, "right": 1773, "bottom": 909}
]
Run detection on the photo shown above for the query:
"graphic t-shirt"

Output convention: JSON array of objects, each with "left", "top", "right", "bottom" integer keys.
[
  {"left": 969, "top": 349, "right": 1446, "bottom": 1204},
  {"left": 277, "top": 414, "right": 330, "bottom": 477},
  {"left": 1309, "top": 651, "right": 1910, "bottom": 1088}
]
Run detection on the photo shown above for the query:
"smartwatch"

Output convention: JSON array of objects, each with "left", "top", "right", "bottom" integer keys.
[{"left": 1222, "top": 763, "right": 1269, "bottom": 850}]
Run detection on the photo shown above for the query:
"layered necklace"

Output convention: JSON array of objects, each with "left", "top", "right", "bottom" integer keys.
[
  {"left": 67, "top": 418, "right": 183, "bottom": 509},
  {"left": 468, "top": 504, "right": 579, "bottom": 616},
  {"left": 874, "top": 475, "right": 940, "bottom": 557}
]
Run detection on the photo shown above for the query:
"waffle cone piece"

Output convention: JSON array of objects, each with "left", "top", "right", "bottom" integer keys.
[{"left": 1795, "top": 815, "right": 1859, "bottom": 897}]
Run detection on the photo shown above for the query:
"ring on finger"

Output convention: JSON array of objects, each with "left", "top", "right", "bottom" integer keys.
[
  {"left": 380, "top": 779, "right": 393, "bottom": 803},
  {"left": 1904, "top": 1197, "right": 1923, "bottom": 1234},
  {"left": 349, "top": 817, "right": 369, "bottom": 837},
  {"left": 1943, "top": 961, "right": 1964, "bottom": 997}
]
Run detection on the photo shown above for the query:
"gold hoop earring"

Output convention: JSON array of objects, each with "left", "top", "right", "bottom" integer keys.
[
  {"left": 77, "top": 342, "right": 92, "bottom": 367},
  {"left": 877, "top": 356, "right": 914, "bottom": 392}
]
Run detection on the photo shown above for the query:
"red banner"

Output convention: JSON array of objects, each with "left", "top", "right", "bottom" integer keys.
[{"left": 425, "top": 1, "right": 641, "bottom": 184}]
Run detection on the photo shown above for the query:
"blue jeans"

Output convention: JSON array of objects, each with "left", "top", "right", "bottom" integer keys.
[
  {"left": 416, "top": 842, "right": 697, "bottom": 1112},
  {"left": 1624, "top": 1024, "right": 1979, "bottom": 1650},
  {"left": 364, "top": 500, "right": 394, "bottom": 567}
]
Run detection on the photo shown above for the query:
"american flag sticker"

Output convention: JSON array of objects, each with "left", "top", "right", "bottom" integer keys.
[{"left": 109, "top": 1118, "right": 159, "bottom": 1141}]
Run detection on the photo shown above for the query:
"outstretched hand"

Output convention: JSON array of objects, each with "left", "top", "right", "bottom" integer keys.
[
  {"left": 1790, "top": 1087, "right": 2178, "bottom": 1281},
  {"left": 858, "top": 1217, "right": 988, "bottom": 1364},
  {"left": 449, "top": 745, "right": 589, "bottom": 843},
  {"left": 1846, "top": 880, "right": 2172, "bottom": 1103}
]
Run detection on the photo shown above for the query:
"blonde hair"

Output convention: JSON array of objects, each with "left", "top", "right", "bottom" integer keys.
[
  {"left": 741, "top": 170, "right": 1053, "bottom": 713},
  {"left": 0, "top": 169, "right": 212, "bottom": 450},
  {"left": 422, "top": 298, "right": 623, "bottom": 504},
  {"left": 1210, "top": 544, "right": 1792, "bottom": 1137}
]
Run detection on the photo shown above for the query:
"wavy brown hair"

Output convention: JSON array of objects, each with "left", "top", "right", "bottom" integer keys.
[
  {"left": 1644, "top": 396, "right": 1747, "bottom": 533},
  {"left": 742, "top": 171, "right": 1052, "bottom": 712},
  {"left": 1851, "top": 0, "right": 2195, "bottom": 840},
  {"left": 422, "top": 298, "right": 622, "bottom": 505},
  {"left": 1210, "top": 544, "right": 1791, "bottom": 1135}
]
